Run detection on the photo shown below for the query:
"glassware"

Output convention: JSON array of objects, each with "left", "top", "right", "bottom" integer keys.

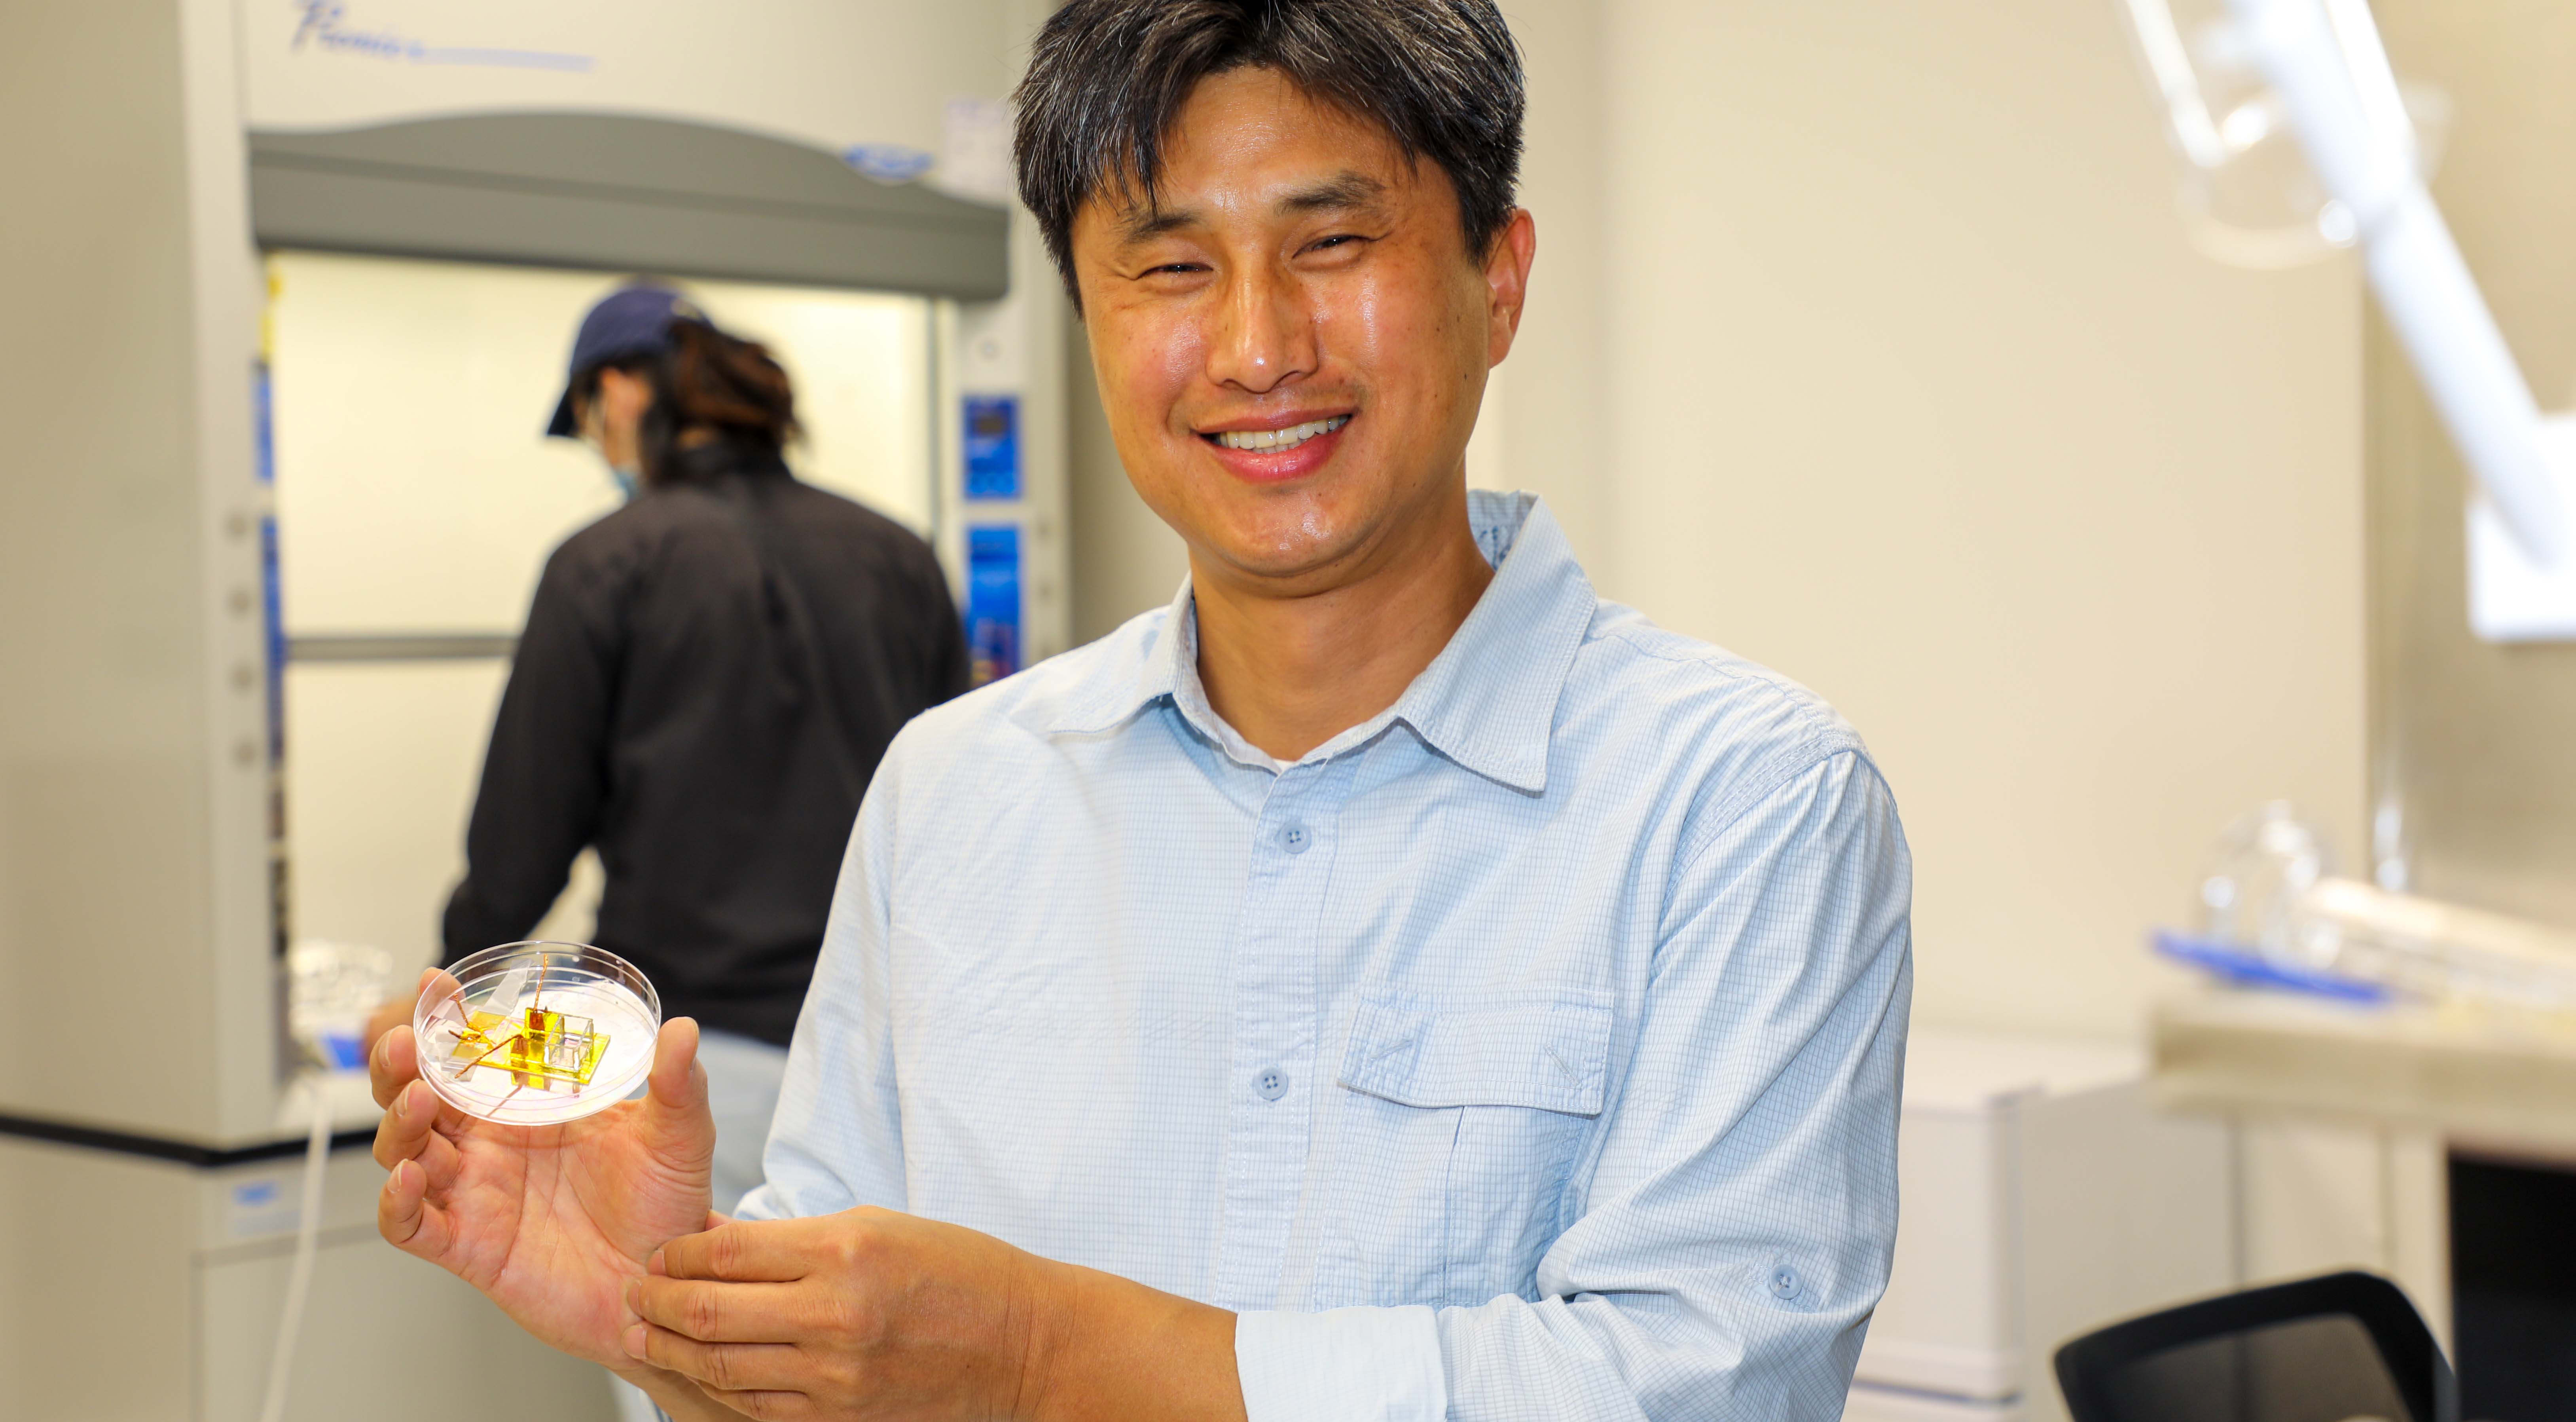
[
  {"left": 2197, "top": 802, "right": 2576, "bottom": 1009},
  {"left": 414, "top": 941, "right": 660, "bottom": 1125},
  {"left": 285, "top": 938, "right": 394, "bottom": 1071}
]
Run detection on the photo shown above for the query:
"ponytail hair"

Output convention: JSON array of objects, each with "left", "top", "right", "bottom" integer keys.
[{"left": 636, "top": 317, "right": 802, "bottom": 483}]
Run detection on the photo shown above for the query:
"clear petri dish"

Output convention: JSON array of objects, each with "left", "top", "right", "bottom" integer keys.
[{"left": 413, "top": 941, "right": 660, "bottom": 1126}]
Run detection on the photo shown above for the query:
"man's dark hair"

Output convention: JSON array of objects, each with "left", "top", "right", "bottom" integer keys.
[{"left": 1013, "top": 0, "right": 1525, "bottom": 304}]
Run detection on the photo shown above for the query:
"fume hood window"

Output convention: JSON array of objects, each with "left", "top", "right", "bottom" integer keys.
[
  {"left": 264, "top": 252, "right": 937, "bottom": 971},
  {"left": 267, "top": 252, "right": 936, "bottom": 634}
]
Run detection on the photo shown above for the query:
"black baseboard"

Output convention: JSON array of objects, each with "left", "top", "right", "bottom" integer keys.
[{"left": 0, "top": 1110, "right": 374, "bottom": 1168}]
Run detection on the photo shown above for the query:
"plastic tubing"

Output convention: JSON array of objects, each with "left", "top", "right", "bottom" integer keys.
[{"left": 257, "top": 1082, "right": 332, "bottom": 1422}]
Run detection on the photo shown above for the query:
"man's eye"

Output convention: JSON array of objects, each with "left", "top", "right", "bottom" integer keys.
[
  {"left": 1308, "top": 234, "right": 1363, "bottom": 253},
  {"left": 1144, "top": 262, "right": 1205, "bottom": 277}
]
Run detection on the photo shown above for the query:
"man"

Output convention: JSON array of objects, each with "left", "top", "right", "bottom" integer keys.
[{"left": 369, "top": 3, "right": 1912, "bottom": 1418}]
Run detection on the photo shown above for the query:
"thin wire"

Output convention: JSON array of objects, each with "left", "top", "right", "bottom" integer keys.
[{"left": 453, "top": 1024, "right": 527, "bottom": 1075}]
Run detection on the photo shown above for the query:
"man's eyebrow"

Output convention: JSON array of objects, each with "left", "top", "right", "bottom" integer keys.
[
  {"left": 1116, "top": 204, "right": 1200, "bottom": 245},
  {"left": 1278, "top": 172, "right": 1389, "bottom": 216},
  {"left": 1111, "top": 171, "right": 1392, "bottom": 246}
]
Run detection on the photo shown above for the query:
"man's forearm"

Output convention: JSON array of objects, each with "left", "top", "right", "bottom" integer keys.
[
  {"left": 622, "top": 1209, "right": 1249, "bottom": 1420},
  {"left": 1025, "top": 1261, "right": 1247, "bottom": 1422},
  {"left": 616, "top": 1264, "right": 1244, "bottom": 1421}
]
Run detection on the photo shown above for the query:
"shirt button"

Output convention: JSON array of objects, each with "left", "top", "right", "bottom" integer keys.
[
  {"left": 1770, "top": 1267, "right": 1801, "bottom": 1300},
  {"left": 1281, "top": 825, "right": 1310, "bottom": 854},
  {"left": 1254, "top": 1068, "right": 1289, "bottom": 1101}
]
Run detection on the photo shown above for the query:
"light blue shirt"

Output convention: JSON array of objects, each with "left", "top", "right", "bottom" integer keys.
[{"left": 737, "top": 491, "right": 1913, "bottom": 1420}]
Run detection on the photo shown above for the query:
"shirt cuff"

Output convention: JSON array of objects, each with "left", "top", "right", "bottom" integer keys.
[{"left": 1234, "top": 1305, "right": 1447, "bottom": 1422}]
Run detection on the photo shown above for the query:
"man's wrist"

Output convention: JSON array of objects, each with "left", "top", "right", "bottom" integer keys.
[
  {"left": 1010, "top": 1256, "right": 1080, "bottom": 1420},
  {"left": 1016, "top": 1261, "right": 1245, "bottom": 1422}
]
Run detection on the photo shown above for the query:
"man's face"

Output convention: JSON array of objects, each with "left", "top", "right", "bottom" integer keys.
[{"left": 1071, "top": 67, "right": 1534, "bottom": 594}]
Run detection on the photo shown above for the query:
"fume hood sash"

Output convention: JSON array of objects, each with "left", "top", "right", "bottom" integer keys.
[{"left": 247, "top": 112, "right": 1009, "bottom": 300}]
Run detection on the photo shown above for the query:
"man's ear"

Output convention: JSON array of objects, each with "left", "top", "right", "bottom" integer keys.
[{"left": 1484, "top": 208, "right": 1537, "bottom": 368}]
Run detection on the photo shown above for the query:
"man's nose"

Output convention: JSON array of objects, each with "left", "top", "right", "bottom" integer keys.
[{"left": 1204, "top": 264, "right": 1318, "bottom": 395}]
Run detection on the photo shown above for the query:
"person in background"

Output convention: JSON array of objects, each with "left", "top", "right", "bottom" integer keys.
[{"left": 373, "top": 281, "right": 967, "bottom": 1215}]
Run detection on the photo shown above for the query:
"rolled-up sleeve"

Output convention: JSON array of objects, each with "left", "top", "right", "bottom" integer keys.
[{"left": 1232, "top": 749, "right": 1913, "bottom": 1422}]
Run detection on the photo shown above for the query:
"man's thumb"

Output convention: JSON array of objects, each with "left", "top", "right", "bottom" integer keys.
[{"left": 646, "top": 1017, "right": 707, "bottom": 1118}]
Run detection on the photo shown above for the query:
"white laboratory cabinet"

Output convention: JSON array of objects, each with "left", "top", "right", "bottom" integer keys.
[
  {"left": 1846, "top": 1030, "right": 2238, "bottom": 1422},
  {"left": 0, "top": 1126, "right": 609, "bottom": 1422}
]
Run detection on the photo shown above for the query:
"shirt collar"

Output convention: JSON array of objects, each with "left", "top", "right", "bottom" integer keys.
[{"left": 1046, "top": 491, "right": 1596, "bottom": 794}]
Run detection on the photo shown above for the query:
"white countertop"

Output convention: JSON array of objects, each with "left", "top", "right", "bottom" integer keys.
[{"left": 2151, "top": 988, "right": 2576, "bottom": 1156}]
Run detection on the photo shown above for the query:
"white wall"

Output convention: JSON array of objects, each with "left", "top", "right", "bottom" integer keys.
[
  {"left": 1067, "top": 320, "right": 1192, "bottom": 643},
  {"left": 1579, "top": 0, "right": 2367, "bottom": 1044},
  {"left": 1488, "top": 0, "right": 1608, "bottom": 570}
]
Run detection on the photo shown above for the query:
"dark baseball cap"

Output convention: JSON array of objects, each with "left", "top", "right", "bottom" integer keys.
[{"left": 544, "top": 283, "right": 706, "bottom": 438}]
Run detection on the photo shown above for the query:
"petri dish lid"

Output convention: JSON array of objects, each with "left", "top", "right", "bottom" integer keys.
[{"left": 414, "top": 941, "right": 660, "bottom": 1126}]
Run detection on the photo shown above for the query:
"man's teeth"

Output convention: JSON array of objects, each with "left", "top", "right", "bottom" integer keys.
[{"left": 1213, "top": 415, "right": 1350, "bottom": 452}]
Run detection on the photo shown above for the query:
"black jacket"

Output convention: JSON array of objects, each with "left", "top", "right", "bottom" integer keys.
[{"left": 442, "top": 443, "right": 968, "bottom": 1044}]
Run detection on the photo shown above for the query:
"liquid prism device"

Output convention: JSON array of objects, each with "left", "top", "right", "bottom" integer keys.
[{"left": 414, "top": 941, "right": 660, "bottom": 1126}]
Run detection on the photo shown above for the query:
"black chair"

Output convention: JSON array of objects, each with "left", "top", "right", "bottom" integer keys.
[{"left": 2054, "top": 1270, "right": 2458, "bottom": 1422}]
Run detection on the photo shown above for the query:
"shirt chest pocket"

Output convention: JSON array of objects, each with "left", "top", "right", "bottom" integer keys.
[{"left": 1315, "top": 992, "right": 1613, "bottom": 1310}]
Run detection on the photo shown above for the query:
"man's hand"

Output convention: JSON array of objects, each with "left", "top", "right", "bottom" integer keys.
[
  {"left": 371, "top": 967, "right": 717, "bottom": 1369},
  {"left": 626, "top": 1209, "right": 1247, "bottom": 1422}
]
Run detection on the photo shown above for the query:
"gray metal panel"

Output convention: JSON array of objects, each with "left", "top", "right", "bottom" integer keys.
[
  {"left": 249, "top": 112, "right": 1008, "bottom": 299},
  {"left": 287, "top": 633, "right": 516, "bottom": 663}
]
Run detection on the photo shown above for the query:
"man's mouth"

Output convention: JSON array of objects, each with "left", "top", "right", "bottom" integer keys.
[{"left": 1204, "top": 415, "right": 1351, "bottom": 453}]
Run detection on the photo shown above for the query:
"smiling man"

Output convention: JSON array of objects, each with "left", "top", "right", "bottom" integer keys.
[{"left": 366, "top": 3, "right": 1912, "bottom": 1419}]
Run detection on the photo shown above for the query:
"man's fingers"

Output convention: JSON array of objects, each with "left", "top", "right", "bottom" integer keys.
[
  {"left": 382, "top": 1108, "right": 464, "bottom": 1190},
  {"left": 624, "top": 1323, "right": 806, "bottom": 1395},
  {"left": 377, "top": 1158, "right": 454, "bottom": 1259},
  {"left": 630, "top": 1276, "right": 802, "bottom": 1343},
  {"left": 369, "top": 1022, "right": 423, "bottom": 1110},
  {"left": 375, "top": 968, "right": 467, "bottom": 1107},
  {"left": 656, "top": 1218, "right": 819, "bottom": 1283},
  {"left": 642, "top": 1017, "right": 718, "bottom": 1183},
  {"left": 649, "top": 1017, "right": 705, "bottom": 1109},
  {"left": 372, "top": 1078, "right": 441, "bottom": 1170}
]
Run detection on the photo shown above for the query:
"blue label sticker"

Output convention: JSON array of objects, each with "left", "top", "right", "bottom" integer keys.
[
  {"left": 226, "top": 1173, "right": 303, "bottom": 1240},
  {"left": 963, "top": 395, "right": 1021, "bottom": 501},
  {"left": 965, "top": 524, "right": 1022, "bottom": 685},
  {"left": 253, "top": 362, "right": 274, "bottom": 487},
  {"left": 843, "top": 144, "right": 935, "bottom": 184},
  {"left": 253, "top": 360, "right": 286, "bottom": 772}
]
